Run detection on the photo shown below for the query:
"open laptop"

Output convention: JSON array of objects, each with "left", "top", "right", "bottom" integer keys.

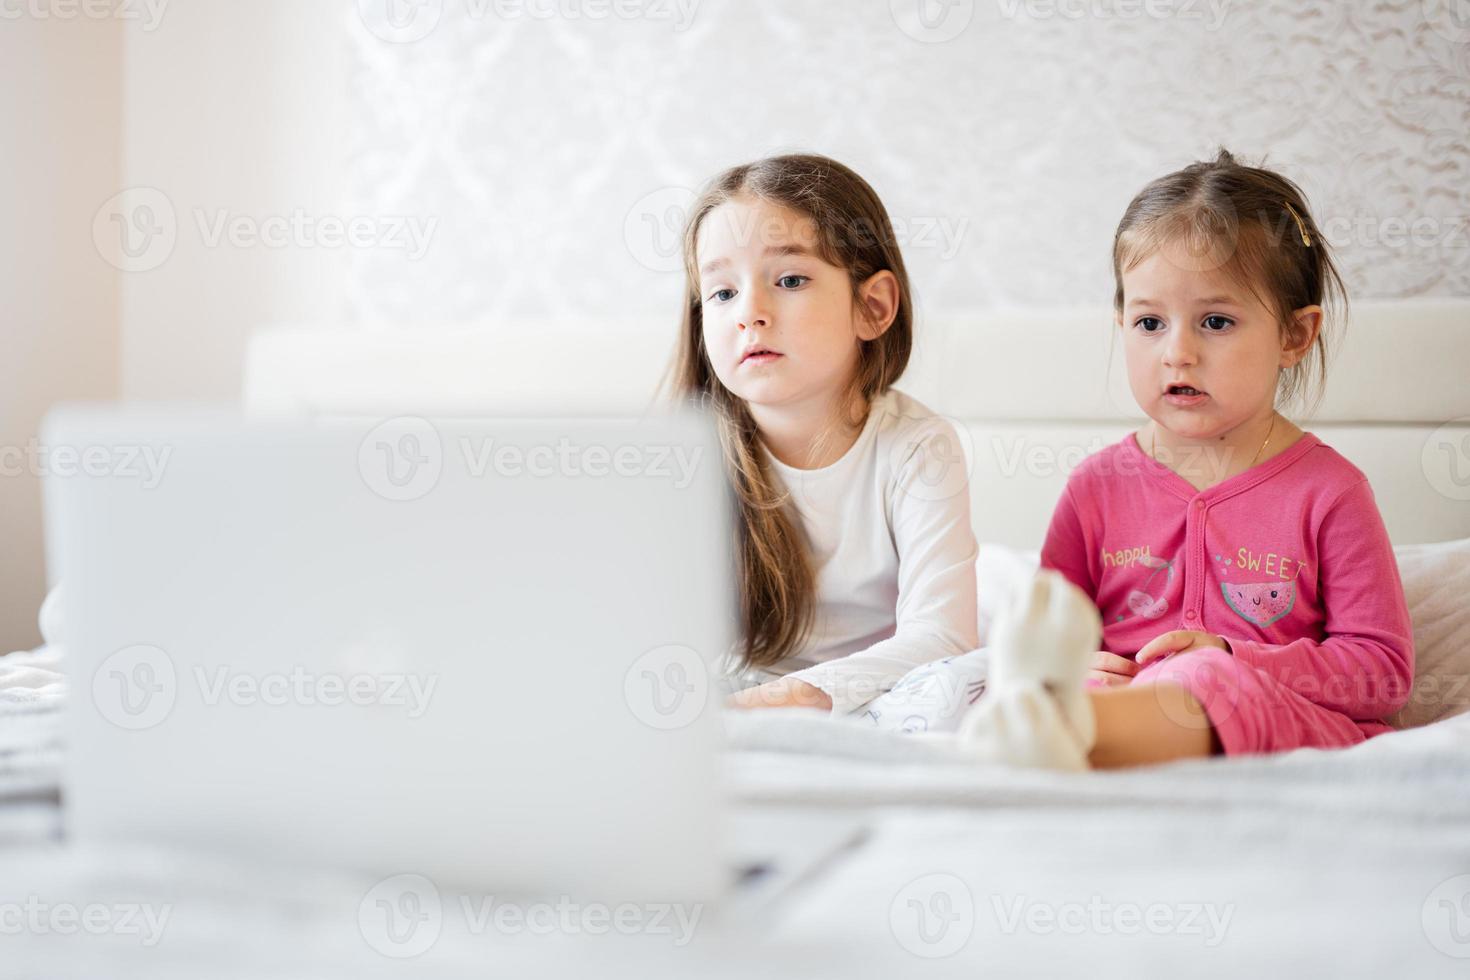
[{"left": 43, "top": 407, "right": 860, "bottom": 908}]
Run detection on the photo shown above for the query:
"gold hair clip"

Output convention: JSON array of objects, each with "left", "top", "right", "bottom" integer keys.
[{"left": 1284, "top": 202, "right": 1312, "bottom": 247}]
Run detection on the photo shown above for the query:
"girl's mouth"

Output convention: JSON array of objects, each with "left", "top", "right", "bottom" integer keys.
[
  {"left": 1163, "top": 384, "right": 1208, "bottom": 407},
  {"left": 741, "top": 349, "right": 782, "bottom": 366}
]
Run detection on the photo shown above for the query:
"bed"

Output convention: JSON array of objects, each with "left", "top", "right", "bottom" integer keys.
[{"left": 3, "top": 299, "right": 1468, "bottom": 977}]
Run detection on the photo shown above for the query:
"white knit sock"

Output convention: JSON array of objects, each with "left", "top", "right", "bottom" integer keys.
[{"left": 956, "top": 570, "right": 1101, "bottom": 771}]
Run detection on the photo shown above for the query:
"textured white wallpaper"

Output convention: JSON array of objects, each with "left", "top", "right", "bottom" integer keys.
[{"left": 346, "top": 0, "right": 1470, "bottom": 328}]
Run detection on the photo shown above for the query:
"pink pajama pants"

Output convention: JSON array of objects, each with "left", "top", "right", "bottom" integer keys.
[{"left": 1129, "top": 648, "right": 1393, "bottom": 756}]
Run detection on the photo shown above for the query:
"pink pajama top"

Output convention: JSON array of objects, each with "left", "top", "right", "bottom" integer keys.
[{"left": 1041, "top": 433, "right": 1414, "bottom": 722}]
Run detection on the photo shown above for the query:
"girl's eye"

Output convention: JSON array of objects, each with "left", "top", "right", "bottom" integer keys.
[
  {"left": 1135, "top": 316, "right": 1165, "bottom": 333},
  {"left": 777, "top": 275, "right": 809, "bottom": 289},
  {"left": 1202, "top": 315, "right": 1234, "bottom": 331},
  {"left": 707, "top": 288, "right": 735, "bottom": 303}
]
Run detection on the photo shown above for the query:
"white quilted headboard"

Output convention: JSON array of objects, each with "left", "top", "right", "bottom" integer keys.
[{"left": 244, "top": 298, "right": 1470, "bottom": 547}]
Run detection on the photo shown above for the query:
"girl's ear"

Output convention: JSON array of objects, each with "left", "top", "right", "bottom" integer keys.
[
  {"left": 1281, "top": 305, "right": 1322, "bottom": 369},
  {"left": 854, "top": 270, "right": 900, "bottom": 341}
]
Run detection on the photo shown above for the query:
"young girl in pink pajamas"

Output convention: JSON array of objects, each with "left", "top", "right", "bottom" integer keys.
[{"left": 876, "top": 150, "right": 1415, "bottom": 770}]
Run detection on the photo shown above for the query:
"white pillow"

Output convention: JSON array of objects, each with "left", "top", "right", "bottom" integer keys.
[
  {"left": 1389, "top": 537, "right": 1470, "bottom": 729},
  {"left": 974, "top": 543, "right": 1039, "bottom": 646},
  {"left": 974, "top": 537, "right": 1470, "bottom": 729}
]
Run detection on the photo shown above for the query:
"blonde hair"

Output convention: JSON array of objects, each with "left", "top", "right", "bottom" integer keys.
[
  {"left": 667, "top": 154, "right": 914, "bottom": 670},
  {"left": 1112, "top": 149, "right": 1347, "bottom": 412}
]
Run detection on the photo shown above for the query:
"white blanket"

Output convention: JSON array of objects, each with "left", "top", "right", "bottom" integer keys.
[
  {"left": 720, "top": 709, "right": 1470, "bottom": 979},
  {"left": 0, "top": 645, "right": 65, "bottom": 816},
  {"left": 4, "top": 650, "right": 1469, "bottom": 978},
  {"left": 722, "top": 706, "right": 1470, "bottom": 818},
  {"left": 2, "top": 701, "right": 1466, "bottom": 978}
]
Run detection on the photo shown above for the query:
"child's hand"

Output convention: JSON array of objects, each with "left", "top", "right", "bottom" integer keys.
[
  {"left": 1086, "top": 651, "right": 1140, "bottom": 688},
  {"left": 728, "top": 676, "right": 833, "bottom": 711},
  {"left": 1136, "top": 630, "right": 1230, "bottom": 667}
]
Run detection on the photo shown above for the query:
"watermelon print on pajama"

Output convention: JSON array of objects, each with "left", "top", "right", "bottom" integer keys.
[{"left": 1221, "top": 581, "right": 1296, "bottom": 627}]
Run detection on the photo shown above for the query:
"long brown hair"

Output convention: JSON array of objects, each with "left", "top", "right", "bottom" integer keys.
[
  {"left": 1112, "top": 148, "right": 1347, "bottom": 411},
  {"left": 668, "top": 154, "right": 914, "bottom": 670}
]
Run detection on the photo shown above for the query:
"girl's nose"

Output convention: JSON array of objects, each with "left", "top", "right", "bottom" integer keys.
[
  {"left": 737, "top": 291, "right": 770, "bottom": 331},
  {"left": 1162, "top": 328, "right": 1199, "bottom": 367}
]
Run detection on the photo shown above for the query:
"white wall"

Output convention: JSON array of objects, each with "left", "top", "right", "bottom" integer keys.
[
  {"left": 342, "top": 0, "right": 1470, "bottom": 332},
  {"left": 5, "top": 0, "right": 1468, "bottom": 648},
  {"left": 2, "top": 1, "right": 350, "bottom": 647},
  {"left": 96, "top": 0, "right": 1470, "bottom": 392},
  {"left": 115, "top": 0, "right": 1470, "bottom": 402},
  {"left": 118, "top": 0, "right": 350, "bottom": 400},
  {"left": 0, "top": 17, "right": 122, "bottom": 651}
]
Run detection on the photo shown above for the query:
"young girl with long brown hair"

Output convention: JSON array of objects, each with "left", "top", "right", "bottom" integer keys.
[{"left": 670, "top": 153, "right": 978, "bottom": 715}]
